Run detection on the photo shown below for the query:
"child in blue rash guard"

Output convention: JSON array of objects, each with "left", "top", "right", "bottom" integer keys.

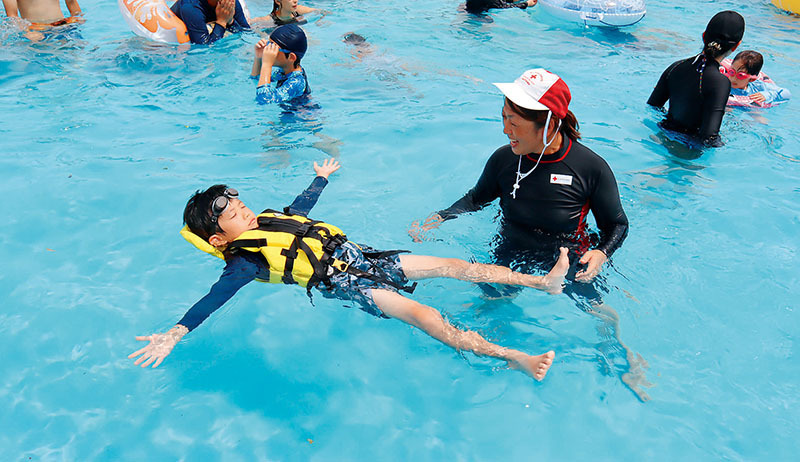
[
  {"left": 251, "top": 24, "right": 310, "bottom": 105},
  {"left": 722, "top": 50, "right": 791, "bottom": 108},
  {"left": 130, "top": 159, "right": 574, "bottom": 383}
]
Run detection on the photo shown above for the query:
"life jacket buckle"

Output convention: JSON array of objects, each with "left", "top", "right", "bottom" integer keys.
[{"left": 331, "top": 260, "right": 349, "bottom": 273}]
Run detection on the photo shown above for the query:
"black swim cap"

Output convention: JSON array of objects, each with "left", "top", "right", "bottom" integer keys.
[
  {"left": 704, "top": 11, "right": 745, "bottom": 45},
  {"left": 270, "top": 24, "right": 307, "bottom": 59}
]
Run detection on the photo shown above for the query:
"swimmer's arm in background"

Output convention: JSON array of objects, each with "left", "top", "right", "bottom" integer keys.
[
  {"left": 508, "top": 0, "right": 537, "bottom": 9},
  {"left": 284, "top": 159, "right": 340, "bottom": 217},
  {"left": 698, "top": 76, "right": 729, "bottom": 145},
  {"left": 647, "top": 61, "right": 678, "bottom": 108},
  {"left": 2, "top": 0, "right": 19, "bottom": 17},
  {"left": 225, "top": 0, "right": 250, "bottom": 32},
  {"left": 128, "top": 256, "right": 259, "bottom": 368},
  {"left": 64, "top": 0, "right": 81, "bottom": 17},
  {"left": 181, "top": 0, "right": 235, "bottom": 44},
  {"left": 296, "top": 4, "right": 316, "bottom": 14},
  {"left": 752, "top": 80, "right": 791, "bottom": 105}
]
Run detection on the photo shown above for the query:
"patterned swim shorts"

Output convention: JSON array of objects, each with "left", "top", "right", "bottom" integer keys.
[{"left": 316, "top": 241, "right": 409, "bottom": 318}]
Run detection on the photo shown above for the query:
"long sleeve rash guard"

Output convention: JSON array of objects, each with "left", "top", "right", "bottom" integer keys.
[
  {"left": 647, "top": 55, "right": 731, "bottom": 146},
  {"left": 438, "top": 139, "right": 628, "bottom": 257},
  {"left": 170, "top": 0, "right": 250, "bottom": 44},
  {"left": 177, "top": 176, "right": 328, "bottom": 331}
]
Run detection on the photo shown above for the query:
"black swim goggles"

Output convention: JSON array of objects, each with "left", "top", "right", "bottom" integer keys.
[{"left": 210, "top": 188, "right": 239, "bottom": 224}]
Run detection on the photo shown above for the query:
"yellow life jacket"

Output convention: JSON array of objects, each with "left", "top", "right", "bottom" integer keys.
[
  {"left": 181, "top": 209, "right": 417, "bottom": 293},
  {"left": 181, "top": 210, "right": 348, "bottom": 288}
]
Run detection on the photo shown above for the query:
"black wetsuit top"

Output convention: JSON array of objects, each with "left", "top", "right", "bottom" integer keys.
[
  {"left": 647, "top": 55, "right": 731, "bottom": 146},
  {"left": 465, "top": 0, "right": 528, "bottom": 14},
  {"left": 438, "top": 139, "right": 628, "bottom": 257},
  {"left": 270, "top": 11, "right": 303, "bottom": 26}
]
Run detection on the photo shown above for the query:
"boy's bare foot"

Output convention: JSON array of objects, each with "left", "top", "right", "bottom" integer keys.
[
  {"left": 509, "top": 350, "right": 555, "bottom": 381},
  {"left": 541, "top": 247, "right": 570, "bottom": 294}
]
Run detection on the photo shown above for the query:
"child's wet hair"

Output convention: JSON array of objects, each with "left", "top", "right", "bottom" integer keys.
[
  {"left": 733, "top": 50, "right": 764, "bottom": 75},
  {"left": 184, "top": 184, "right": 229, "bottom": 241},
  {"left": 343, "top": 32, "right": 367, "bottom": 46}
]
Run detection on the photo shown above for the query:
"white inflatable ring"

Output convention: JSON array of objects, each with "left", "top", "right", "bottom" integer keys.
[{"left": 538, "top": 0, "right": 646, "bottom": 28}]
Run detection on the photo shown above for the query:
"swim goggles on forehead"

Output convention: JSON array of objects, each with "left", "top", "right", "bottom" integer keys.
[
  {"left": 719, "top": 63, "right": 757, "bottom": 81},
  {"left": 210, "top": 188, "right": 239, "bottom": 223}
]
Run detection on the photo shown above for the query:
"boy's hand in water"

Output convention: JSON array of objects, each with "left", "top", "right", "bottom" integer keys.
[
  {"left": 575, "top": 249, "right": 607, "bottom": 282},
  {"left": 314, "top": 158, "right": 341, "bottom": 179},
  {"left": 408, "top": 213, "right": 444, "bottom": 242},
  {"left": 128, "top": 325, "right": 188, "bottom": 368},
  {"left": 526, "top": 0, "right": 538, "bottom": 6},
  {"left": 254, "top": 39, "right": 268, "bottom": 58},
  {"left": 749, "top": 92, "right": 766, "bottom": 104}
]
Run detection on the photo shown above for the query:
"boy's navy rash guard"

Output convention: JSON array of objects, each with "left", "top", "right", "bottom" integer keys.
[
  {"left": 647, "top": 55, "right": 731, "bottom": 145},
  {"left": 177, "top": 176, "right": 328, "bottom": 331},
  {"left": 465, "top": 0, "right": 528, "bottom": 13},
  {"left": 170, "top": 0, "right": 250, "bottom": 44},
  {"left": 438, "top": 139, "right": 628, "bottom": 257}
]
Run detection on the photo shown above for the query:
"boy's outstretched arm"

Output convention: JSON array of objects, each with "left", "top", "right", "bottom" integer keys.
[
  {"left": 128, "top": 325, "right": 189, "bottom": 368},
  {"left": 129, "top": 255, "right": 259, "bottom": 368},
  {"left": 285, "top": 158, "right": 340, "bottom": 217}
]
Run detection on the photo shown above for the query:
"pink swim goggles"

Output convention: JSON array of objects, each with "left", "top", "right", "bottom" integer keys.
[{"left": 719, "top": 63, "right": 757, "bottom": 81}]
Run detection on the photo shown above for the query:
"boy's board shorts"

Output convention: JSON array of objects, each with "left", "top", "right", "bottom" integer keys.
[{"left": 317, "top": 241, "right": 409, "bottom": 318}]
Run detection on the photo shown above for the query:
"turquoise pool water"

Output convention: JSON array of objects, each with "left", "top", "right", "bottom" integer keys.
[{"left": 1, "top": 0, "right": 799, "bottom": 460}]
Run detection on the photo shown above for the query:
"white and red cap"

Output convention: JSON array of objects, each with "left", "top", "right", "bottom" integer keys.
[{"left": 494, "top": 69, "right": 571, "bottom": 119}]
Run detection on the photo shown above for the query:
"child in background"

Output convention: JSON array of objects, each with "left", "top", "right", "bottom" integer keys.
[
  {"left": 2, "top": 0, "right": 82, "bottom": 40},
  {"left": 721, "top": 50, "right": 791, "bottom": 107},
  {"left": 251, "top": 23, "right": 310, "bottom": 105}
]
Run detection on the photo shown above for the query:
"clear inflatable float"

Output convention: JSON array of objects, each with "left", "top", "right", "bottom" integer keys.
[{"left": 538, "top": 0, "right": 646, "bottom": 27}]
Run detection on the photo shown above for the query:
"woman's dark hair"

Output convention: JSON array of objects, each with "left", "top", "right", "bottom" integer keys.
[
  {"left": 271, "top": 0, "right": 281, "bottom": 14},
  {"left": 702, "top": 11, "right": 745, "bottom": 59},
  {"left": 732, "top": 50, "right": 763, "bottom": 75},
  {"left": 505, "top": 98, "right": 581, "bottom": 141},
  {"left": 183, "top": 184, "right": 229, "bottom": 242}
]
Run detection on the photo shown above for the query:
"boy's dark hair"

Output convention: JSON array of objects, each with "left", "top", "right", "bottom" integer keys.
[
  {"left": 733, "top": 50, "right": 764, "bottom": 75},
  {"left": 183, "top": 184, "right": 229, "bottom": 242}
]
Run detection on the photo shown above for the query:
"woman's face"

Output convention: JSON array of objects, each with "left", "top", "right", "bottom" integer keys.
[
  {"left": 276, "top": 0, "right": 298, "bottom": 13},
  {"left": 502, "top": 100, "right": 544, "bottom": 155}
]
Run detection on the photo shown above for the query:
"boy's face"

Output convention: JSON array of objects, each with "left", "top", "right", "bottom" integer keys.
[
  {"left": 209, "top": 199, "right": 258, "bottom": 247},
  {"left": 728, "top": 59, "right": 753, "bottom": 90}
]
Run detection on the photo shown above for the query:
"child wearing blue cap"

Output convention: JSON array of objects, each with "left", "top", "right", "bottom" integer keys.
[{"left": 251, "top": 23, "right": 310, "bottom": 104}]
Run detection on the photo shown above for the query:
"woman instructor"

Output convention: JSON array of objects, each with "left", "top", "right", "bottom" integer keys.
[{"left": 411, "top": 69, "right": 628, "bottom": 289}]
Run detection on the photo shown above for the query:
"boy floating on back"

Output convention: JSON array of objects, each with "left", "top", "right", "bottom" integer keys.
[{"left": 129, "top": 159, "right": 570, "bottom": 382}]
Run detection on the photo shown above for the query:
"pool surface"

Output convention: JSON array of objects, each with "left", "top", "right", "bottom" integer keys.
[{"left": 1, "top": 0, "right": 799, "bottom": 460}]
